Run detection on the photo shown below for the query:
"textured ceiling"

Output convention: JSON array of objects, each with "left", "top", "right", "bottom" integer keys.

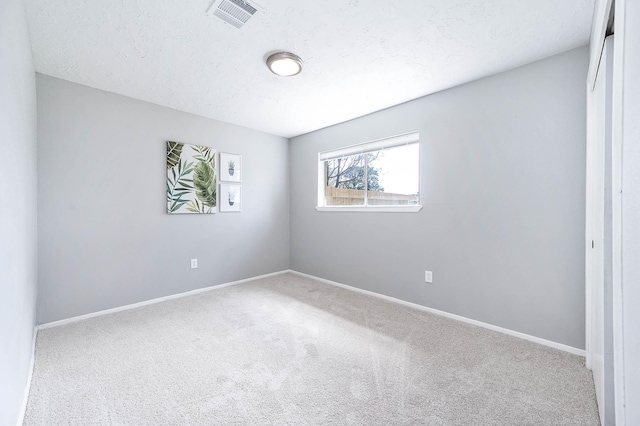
[{"left": 23, "top": 0, "right": 594, "bottom": 137}]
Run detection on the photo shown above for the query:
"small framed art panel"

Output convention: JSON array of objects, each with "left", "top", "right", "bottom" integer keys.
[
  {"left": 220, "top": 152, "right": 242, "bottom": 182},
  {"left": 220, "top": 184, "right": 242, "bottom": 212}
]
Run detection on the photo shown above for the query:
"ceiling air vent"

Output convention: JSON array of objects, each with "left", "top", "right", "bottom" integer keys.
[{"left": 208, "top": 0, "right": 258, "bottom": 29}]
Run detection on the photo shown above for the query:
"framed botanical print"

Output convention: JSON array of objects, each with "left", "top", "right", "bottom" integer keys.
[
  {"left": 219, "top": 152, "right": 241, "bottom": 182},
  {"left": 166, "top": 141, "right": 216, "bottom": 214},
  {"left": 220, "top": 184, "right": 241, "bottom": 212}
]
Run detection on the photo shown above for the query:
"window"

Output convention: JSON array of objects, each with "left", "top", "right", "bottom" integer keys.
[{"left": 317, "top": 132, "right": 421, "bottom": 212}]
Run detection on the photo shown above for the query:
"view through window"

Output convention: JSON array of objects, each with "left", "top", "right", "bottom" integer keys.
[{"left": 319, "top": 133, "right": 420, "bottom": 209}]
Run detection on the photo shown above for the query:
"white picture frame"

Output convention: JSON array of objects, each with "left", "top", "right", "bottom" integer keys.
[
  {"left": 220, "top": 184, "right": 242, "bottom": 212},
  {"left": 219, "top": 152, "right": 242, "bottom": 182}
]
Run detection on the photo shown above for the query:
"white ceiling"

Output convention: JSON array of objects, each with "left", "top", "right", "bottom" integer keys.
[{"left": 23, "top": 0, "right": 594, "bottom": 138}]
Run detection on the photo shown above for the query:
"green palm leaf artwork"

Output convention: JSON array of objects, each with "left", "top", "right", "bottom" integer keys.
[
  {"left": 194, "top": 160, "right": 217, "bottom": 208},
  {"left": 166, "top": 141, "right": 217, "bottom": 214},
  {"left": 166, "top": 141, "right": 183, "bottom": 169}
]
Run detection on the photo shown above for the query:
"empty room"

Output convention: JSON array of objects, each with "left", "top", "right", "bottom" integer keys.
[{"left": 2, "top": 0, "right": 639, "bottom": 425}]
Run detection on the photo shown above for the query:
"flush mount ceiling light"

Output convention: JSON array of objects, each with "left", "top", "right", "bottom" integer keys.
[{"left": 266, "top": 52, "right": 303, "bottom": 77}]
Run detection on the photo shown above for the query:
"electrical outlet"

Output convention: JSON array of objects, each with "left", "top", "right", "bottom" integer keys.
[
  {"left": 424, "top": 270, "right": 433, "bottom": 283},
  {"left": 190, "top": 259, "right": 198, "bottom": 269}
]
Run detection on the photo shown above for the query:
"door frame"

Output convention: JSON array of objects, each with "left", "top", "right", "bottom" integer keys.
[{"left": 586, "top": 1, "right": 627, "bottom": 424}]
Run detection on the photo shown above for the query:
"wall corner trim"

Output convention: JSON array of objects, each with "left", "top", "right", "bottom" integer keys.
[
  {"left": 37, "top": 270, "right": 290, "bottom": 330},
  {"left": 17, "top": 328, "right": 38, "bottom": 426},
  {"left": 288, "top": 270, "right": 586, "bottom": 357}
]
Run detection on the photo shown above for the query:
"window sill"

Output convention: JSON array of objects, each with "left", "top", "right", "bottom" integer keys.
[{"left": 316, "top": 205, "right": 422, "bottom": 213}]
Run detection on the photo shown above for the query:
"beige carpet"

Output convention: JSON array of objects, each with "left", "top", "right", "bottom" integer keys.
[{"left": 24, "top": 273, "right": 599, "bottom": 425}]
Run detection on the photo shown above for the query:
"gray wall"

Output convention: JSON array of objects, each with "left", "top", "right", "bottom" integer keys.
[
  {"left": 0, "top": 0, "right": 38, "bottom": 424},
  {"left": 37, "top": 75, "right": 289, "bottom": 324},
  {"left": 620, "top": 1, "right": 640, "bottom": 422},
  {"left": 290, "top": 47, "right": 588, "bottom": 349}
]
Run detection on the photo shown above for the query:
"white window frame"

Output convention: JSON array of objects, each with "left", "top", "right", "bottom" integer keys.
[{"left": 316, "top": 132, "right": 422, "bottom": 212}]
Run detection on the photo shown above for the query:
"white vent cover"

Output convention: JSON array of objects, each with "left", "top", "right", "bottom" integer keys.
[{"left": 208, "top": 0, "right": 258, "bottom": 29}]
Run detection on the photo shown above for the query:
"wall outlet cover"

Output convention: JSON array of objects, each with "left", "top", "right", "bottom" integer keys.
[
  {"left": 425, "top": 270, "right": 433, "bottom": 283},
  {"left": 191, "top": 259, "right": 198, "bottom": 269}
]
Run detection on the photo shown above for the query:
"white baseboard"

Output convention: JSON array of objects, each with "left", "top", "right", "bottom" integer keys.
[
  {"left": 35, "top": 267, "right": 587, "bottom": 358},
  {"left": 288, "top": 270, "right": 586, "bottom": 357},
  {"left": 38, "top": 270, "right": 290, "bottom": 330},
  {"left": 22, "top": 267, "right": 584, "bottom": 425},
  {"left": 16, "top": 327, "right": 37, "bottom": 426}
]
